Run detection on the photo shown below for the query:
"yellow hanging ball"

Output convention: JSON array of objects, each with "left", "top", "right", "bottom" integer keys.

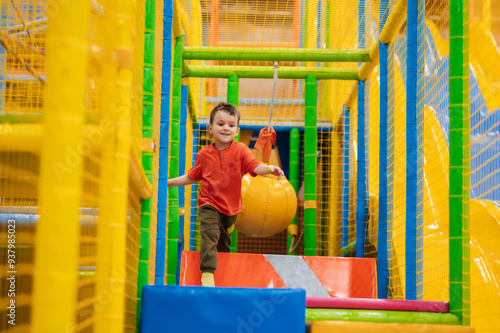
[{"left": 235, "top": 173, "right": 297, "bottom": 237}]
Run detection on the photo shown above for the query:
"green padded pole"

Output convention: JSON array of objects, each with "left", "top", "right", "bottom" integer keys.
[
  {"left": 449, "top": 0, "right": 470, "bottom": 324},
  {"left": 137, "top": 0, "right": 155, "bottom": 328},
  {"left": 183, "top": 46, "right": 372, "bottom": 62},
  {"left": 227, "top": 73, "right": 239, "bottom": 252},
  {"left": 167, "top": 35, "right": 183, "bottom": 285},
  {"left": 288, "top": 127, "right": 300, "bottom": 254},
  {"left": 304, "top": 75, "right": 317, "bottom": 255},
  {"left": 306, "top": 308, "right": 459, "bottom": 324},
  {"left": 185, "top": 65, "right": 358, "bottom": 80}
]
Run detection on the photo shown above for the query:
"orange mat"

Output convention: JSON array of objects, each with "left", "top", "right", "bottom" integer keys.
[{"left": 310, "top": 321, "right": 474, "bottom": 333}]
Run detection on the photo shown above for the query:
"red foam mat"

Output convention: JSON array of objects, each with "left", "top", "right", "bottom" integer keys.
[
  {"left": 302, "top": 256, "right": 376, "bottom": 298},
  {"left": 180, "top": 251, "right": 287, "bottom": 288},
  {"left": 180, "top": 251, "right": 377, "bottom": 299},
  {"left": 306, "top": 297, "right": 449, "bottom": 313}
]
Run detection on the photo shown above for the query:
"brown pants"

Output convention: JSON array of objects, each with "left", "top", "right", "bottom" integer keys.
[{"left": 199, "top": 205, "right": 237, "bottom": 273}]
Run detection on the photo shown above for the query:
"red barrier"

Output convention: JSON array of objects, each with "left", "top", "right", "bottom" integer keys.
[
  {"left": 306, "top": 297, "right": 449, "bottom": 313},
  {"left": 180, "top": 251, "right": 376, "bottom": 298}
]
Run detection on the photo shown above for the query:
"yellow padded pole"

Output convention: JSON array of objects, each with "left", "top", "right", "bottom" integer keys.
[
  {"left": 94, "top": 0, "right": 118, "bottom": 331},
  {"left": 358, "top": 43, "right": 379, "bottom": 81},
  {"left": 173, "top": 0, "right": 183, "bottom": 38},
  {"left": 379, "top": 0, "right": 407, "bottom": 44},
  {"left": 107, "top": 0, "right": 135, "bottom": 330},
  {"left": 329, "top": 127, "right": 342, "bottom": 257},
  {"left": 305, "top": 0, "right": 318, "bottom": 67},
  {"left": 32, "top": 0, "right": 91, "bottom": 331},
  {"left": 344, "top": 81, "right": 359, "bottom": 111},
  {"left": 130, "top": 143, "right": 153, "bottom": 199}
]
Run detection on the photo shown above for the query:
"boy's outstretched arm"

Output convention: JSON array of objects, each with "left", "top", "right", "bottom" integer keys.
[
  {"left": 253, "top": 164, "right": 284, "bottom": 179},
  {"left": 168, "top": 174, "right": 197, "bottom": 187}
]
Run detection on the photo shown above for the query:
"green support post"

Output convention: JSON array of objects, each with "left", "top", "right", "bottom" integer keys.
[
  {"left": 167, "top": 35, "right": 183, "bottom": 285},
  {"left": 449, "top": 0, "right": 470, "bottom": 325},
  {"left": 137, "top": 0, "right": 155, "bottom": 328},
  {"left": 227, "top": 73, "right": 239, "bottom": 252},
  {"left": 288, "top": 128, "right": 300, "bottom": 254},
  {"left": 304, "top": 75, "right": 317, "bottom": 255}
]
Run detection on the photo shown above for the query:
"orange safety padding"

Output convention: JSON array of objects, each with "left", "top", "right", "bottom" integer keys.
[
  {"left": 302, "top": 257, "right": 376, "bottom": 298},
  {"left": 311, "top": 321, "right": 475, "bottom": 333},
  {"left": 179, "top": 251, "right": 287, "bottom": 288}
]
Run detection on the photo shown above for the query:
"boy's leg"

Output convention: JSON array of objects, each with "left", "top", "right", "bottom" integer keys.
[
  {"left": 217, "top": 213, "right": 238, "bottom": 252},
  {"left": 199, "top": 205, "right": 221, "bottom": 274}
]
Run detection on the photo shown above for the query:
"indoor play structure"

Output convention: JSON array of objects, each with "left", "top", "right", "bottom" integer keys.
[{"left": 0, "top": 0, "right": 499, "bottom": 332}]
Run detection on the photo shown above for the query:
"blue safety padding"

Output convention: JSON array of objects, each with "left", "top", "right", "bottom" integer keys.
[{"left": 141, "top": 285, "right": 306, "bottom": 333}]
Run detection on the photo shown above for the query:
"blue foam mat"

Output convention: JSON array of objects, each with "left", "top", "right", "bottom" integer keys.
[{"left": 141, "top": 285, "right": 306, "bottom": 333}]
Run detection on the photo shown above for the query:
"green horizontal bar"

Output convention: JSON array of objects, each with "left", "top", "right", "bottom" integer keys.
[
  {"left": 0, "top": 111, "right": 43, "bottom": 124},
  {"left": 306, "top": 309, "right": 459, "bottom": 325},
  {"left": 183, "top": 46, "right": 372, "bottom": 62},
  {"left": 185, "top": 65, "right": 358, "bottom": 80}
]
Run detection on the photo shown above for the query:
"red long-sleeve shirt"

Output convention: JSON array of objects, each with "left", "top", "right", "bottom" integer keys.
[{"left": 188, "top": 141, "right": 261, "bottom": 216}]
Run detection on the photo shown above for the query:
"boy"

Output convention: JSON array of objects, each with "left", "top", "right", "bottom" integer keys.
[{"left": 167, "top": 102, "right": 284, "bottom": 286}]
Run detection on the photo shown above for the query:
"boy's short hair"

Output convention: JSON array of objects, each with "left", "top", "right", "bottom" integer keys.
[{"left": 209, "top": 102, "right": 241, "bottom": 126}]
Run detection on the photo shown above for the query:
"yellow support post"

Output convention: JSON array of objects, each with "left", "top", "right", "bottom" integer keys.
[
  {"left": 107, "top": 0, "right": 135, "bottom": 329},
  {"left": 329, "top": 126, "right": 342, "bottom": 257},
  {"left": 32, "top": 0, "right": 91, "bottom": 331},
  {"left": 305, "top": 0, "right": 318, "bottom": 68},
  {"left": 173, "top": 0, "right": 183, "bottom": 38},
  {"left": 95, "top": 0, "right": 118, "bottom": 331}
]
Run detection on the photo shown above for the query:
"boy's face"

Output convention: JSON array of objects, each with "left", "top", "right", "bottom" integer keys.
[{"left": 208, "top": 110, "right": 240, "bottom": 149}]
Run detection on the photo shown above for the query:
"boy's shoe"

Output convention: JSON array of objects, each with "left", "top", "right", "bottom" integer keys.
[{"left": 201, "top": 272, "right": 215, "bottom": 287}]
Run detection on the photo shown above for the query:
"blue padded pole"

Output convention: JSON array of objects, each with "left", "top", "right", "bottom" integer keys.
[
  {"left": 176, "top": 85, "right": 188, "bottom": 282},
  {"left": 377, "top": 0, "right": 390, "bottom": 299},
  {"left": 406, "top": 0, "right": 419, "bottom": 300},
  {"left": 0, "top": 4, "right": 5, "bottom": 109},
  {"left": 341, "top": 105, "right": 350, "bottom": 254},
  {"left": 189, "top": 126, "right": 199, "bottom": 251},
  {"left": 356, "top": 80, "right": 367, "bottom": 258},
  {"left": 355, "top": 0, "right": 367, "bottom": 258},
  {"left": 155, "top": 0, "right": 173, "bottom": 285}
]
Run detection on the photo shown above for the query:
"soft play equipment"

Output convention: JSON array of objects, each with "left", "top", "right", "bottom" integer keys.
[
  {"left": 308, "top": 321, "right": 475, "bottom": 333},
  {"left": 234, "top": 66, "right": 299, "bottom": 238},
  {"left": 179, "top": 251, "right": 376, "bottom": 298},
  {"left": 236, "top": 173, "right": 297, "bottom": 237},
  {"left": 140, "top": 285, "right": 306, "bottom": 333},
  {"left": 306, "top": 297, "right": 458, "bottom": 324}
]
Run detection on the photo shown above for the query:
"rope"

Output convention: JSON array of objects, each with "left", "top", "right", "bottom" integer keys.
[
  {"left": 0, "top": 35, "right": 46, "bottom": 85},
  {"left": 9, "top": 0, "right": 36, "bottom": 45},
  {"left": 288, "top": 228, "right": 304, "bottom": 254},
  {"left": 267, "top": 61, "right": 279, "bottom": 131},
  {"left": 0, "top": 31, "right": 45, "bottom": 56}
]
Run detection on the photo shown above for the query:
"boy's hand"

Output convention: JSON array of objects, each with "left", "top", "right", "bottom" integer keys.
[{"left": 268, "top": 165, "right": 284, "bottom": 180}]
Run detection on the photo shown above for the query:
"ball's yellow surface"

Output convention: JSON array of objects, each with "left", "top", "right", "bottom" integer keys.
[{"left": 235, "top": 173, "right": 297, "bottom": 237}]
